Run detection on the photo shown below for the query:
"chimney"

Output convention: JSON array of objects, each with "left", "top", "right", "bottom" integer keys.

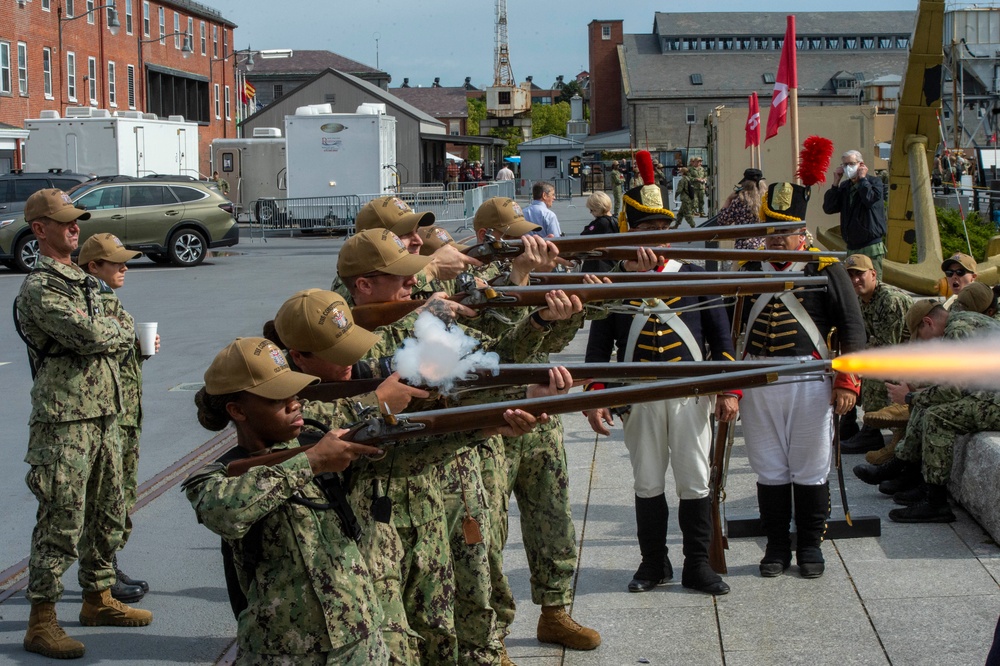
[
  {"left": 464, "top": 76, "right": 472, "bottom": 89},
  {"left": 433, "top": 77, "right": 440, "bottom": 88},
  {"left": 402, "top": 78, "right": 410, "bottom": 88},
  {"left": 525, "top": 75, "right": 533, "bottom": 83}
]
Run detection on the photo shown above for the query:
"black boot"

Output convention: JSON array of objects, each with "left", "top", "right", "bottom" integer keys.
[
  {"left": 892, "top": 484, "right": 928, "bottom": 506},
  {"left": 793, "top": 482, "right": 829, "bottom": 579},
  {"left": 628, "top": 494, "right": 673, "bottom": 593},
  {"left": 853, "top": 456, "right": 909, "bottom": 485},
  {"left": 840, "top": 426, "right": 885, "bottom": 454},
  {"left": 678, "top": 498, "right": 730, "bottom": 595},
  {"left": 889, "top": 484, "right": 956, "bottom": 523},
  {"left": 839, "top": 406, "right": 860, "bottom": 441},
  {"left": 878, "top": 464, "right": 922, "bottom": 496},
  {"left": 114, "top": 555, "right": 149, "bottom": 593},
  {"left": 757, "top": 483, "right": 792, "bottom": 577}
]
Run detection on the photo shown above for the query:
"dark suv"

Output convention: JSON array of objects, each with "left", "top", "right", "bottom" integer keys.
[{"left": 0, "top": 170, "right": 94, "bottom": 217}]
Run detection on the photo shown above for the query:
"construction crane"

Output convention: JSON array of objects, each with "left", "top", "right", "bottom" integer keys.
[
  {"left": 481, "top": 0, "right": 532, "bottom": 140},
  {"left": 494, "top": 0, "right": 514, "bottom": 87}
]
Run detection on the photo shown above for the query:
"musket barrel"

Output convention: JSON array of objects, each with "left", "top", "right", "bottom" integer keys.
[
  {"left": 522, "top": 271, "right": 808, "bottom": 286},
  {"left": 595, "top": 247, "right": 847, "bottom": 262}
]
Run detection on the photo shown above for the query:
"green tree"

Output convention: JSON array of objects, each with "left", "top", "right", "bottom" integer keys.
[
  {"left": 532, "top": 101, "right": 571, "bottom": 138},
  {"left": 557, "top": 79, "right": 583, "bottom": 105},
  {"left": 466, "top": 98, "right": 487, "bottom": 161},
  {"left": 490, "top": 127, "right": 524, "bottom": 157},
  {"left": 907, "top": 208, "right": 993, "bottom": 263}
]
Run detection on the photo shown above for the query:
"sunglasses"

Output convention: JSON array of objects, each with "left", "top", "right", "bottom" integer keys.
[{"left": 944, "top": 268, "right": 970, "bottom": 278}]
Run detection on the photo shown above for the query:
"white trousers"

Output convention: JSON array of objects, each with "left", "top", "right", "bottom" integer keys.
[
  {"left": 741, "top": 368, "right": 833, "bottom": 486},
  {"left": 622, "top": 396, "right": 714, "bottom": 500}
]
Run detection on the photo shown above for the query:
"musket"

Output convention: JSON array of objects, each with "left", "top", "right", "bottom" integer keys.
[
  {"left": 574, "top": 247, "right": 846, "bottom": 264},
  {"left": 298, "top": 359, "right": 815, "bottom": 403},
  {"left": 351, "top": 275, "right": 830, "bottom": 330},
  {"left": 226, "top": 362, "right": 832, "bottom": 477},
  {"left": 464, "top": 221, "right": 810, "bottom": 261},
  {"left": 515, "top": 271, "right": 808, "bottom": 286}
]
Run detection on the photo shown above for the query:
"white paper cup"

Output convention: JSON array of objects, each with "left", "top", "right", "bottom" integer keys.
[{"left": 137, "top": 322, "right": 158, "bottom": 356}]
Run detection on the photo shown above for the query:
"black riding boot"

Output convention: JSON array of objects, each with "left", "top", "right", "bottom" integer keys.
[
  {"left": 793, "top": 482, "right": 830, "bottom": 579},
  {"left": 757, "top": 483, "right": 793, "bottom": 577},
  {"left": 678, "top": 497, "right": 730, "bottom": 595},
  {"left": 839, "top": 406, "right": 860, "bottom": 441},
  {"left": 629, "top": 494, "right": 673, "bottom": 592}
]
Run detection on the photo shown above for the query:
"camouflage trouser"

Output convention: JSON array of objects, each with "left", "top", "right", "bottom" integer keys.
[
  {"left": 502, "top": 416, "right": 577, "bottom": 609},
  {"left": 677, "top": 194, "right": 696, "bottom": 227},
  {"left": 439, "top": 446, "right": 501, "bottom": 665},
  {"left": 235, "top": 632, "right": 389, "bottom": 666},
  {"left": 119, "top": 424, "right": 140, "bottom": 547},
  {"left": 894, "top": 397, "right": 1000, "bottom": 485},
  {"left": 478, "top": 437, "right": 515, "bottom": 639},
  {"left": 692, "top": 187, "right": 706, "bottom": 214},
  {"left": 25, "top": 416, "right": 125, "bottom": 603},
  {"left": 612, "top": 186, "right": 622, "bottom": 216},
  {"left": 860, "top": 378, "right": 890, "bottom": 414}
]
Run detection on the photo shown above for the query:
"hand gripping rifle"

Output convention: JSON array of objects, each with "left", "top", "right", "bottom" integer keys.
[
  {"left": 350, "top": 274, "right": 830, "bottom": 331},
  {"left": 463, "top": 221, "right": 809, "bottom": 262},
  {"left": 225, "top": 362, "right": 832, "bottom": 477}
]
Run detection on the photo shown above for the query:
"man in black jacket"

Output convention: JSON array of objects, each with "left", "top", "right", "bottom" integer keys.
[{"left": 822, "top": 149, "right": 887, "bottom": 279}]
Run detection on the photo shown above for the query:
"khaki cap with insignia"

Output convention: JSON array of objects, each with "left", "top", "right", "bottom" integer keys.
[
  {"left": 275, "top": 289, "right": 379, "bottom": 366},
  {"left": 77, "top": 233, "right": 142, "bottom": 265},
  {"left": 355, "top": 195, "right": 435, "bottom": 236},
  {"left": 25, "top": 188, "right": 92, "bottom": 224},
  {"left": 905, "top": 299, "right": 943, "bottom": 337},
  {"left": 204, "top": 337, "right": 319, "bottom": 399},
  {"left": 844, "top": 254, "right": 875, "bottom": 272},
  {"left": 417, "top": 226, "right": 470, "bottom": 256},
  {"left": 337, "top": 228, "right": 432, "bottom": 278},
  {"left": 954, "top": 281, "right": 995, "bottom": 314},
  {"left": 942, "top": 252, "right": 977, "bottom": 273},
  {"left": 473, "top": 197, "right": 541, "bottom": 237}
]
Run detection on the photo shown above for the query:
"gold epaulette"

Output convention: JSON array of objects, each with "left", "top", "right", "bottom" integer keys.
[{"left": 808, "top": 247, "right": 840, "bottom": 271}]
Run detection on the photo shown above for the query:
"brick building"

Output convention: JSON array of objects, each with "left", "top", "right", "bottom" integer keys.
[
  {"left": 587, "top": 19, "right": 624, "bottom": 135},
  {"left": 0, "top": 0, "right": 237, "bottom": 175}
]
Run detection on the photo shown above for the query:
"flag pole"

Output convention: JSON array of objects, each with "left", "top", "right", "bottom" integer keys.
[{"left": 787, "top": 15, "right": 800, "bottom": 183}]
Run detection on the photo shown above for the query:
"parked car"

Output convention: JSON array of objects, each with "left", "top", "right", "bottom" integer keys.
[
  {"left": 0, "top": 177, "right": 238, "bottom": 272},
  {"left": 0, "top": 169, "right": 94, "bottom": 217}
]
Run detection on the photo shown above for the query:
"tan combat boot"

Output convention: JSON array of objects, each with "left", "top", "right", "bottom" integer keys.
[
  {"left": 499, "top": 638, "right": 518, "bottom": 666},
  {"left": 863, "top": 403, "right": 910, "bottom": 429},
  {"left": 80, "top": 589, "right": 153, "bottom": 627},
  {"left": 536, "top": 605, "right": 601, "bottom": 650},
  {"left": 865, "top": 428, "right": 904, "bottom": 465},
  {"left": 24, "top": 602, "right": 86, "bottom": 659}
]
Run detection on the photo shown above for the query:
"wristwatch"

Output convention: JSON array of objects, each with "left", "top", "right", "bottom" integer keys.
[{"left": 904, "top": 392, "right": 914, "bottom": 406}]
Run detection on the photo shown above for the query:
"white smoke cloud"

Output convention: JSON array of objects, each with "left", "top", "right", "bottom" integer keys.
[{"left": 393, "top": 311, "right": 500, "bottom": 394}]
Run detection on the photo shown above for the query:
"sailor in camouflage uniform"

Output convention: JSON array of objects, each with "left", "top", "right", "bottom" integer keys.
[
  {"left": 78, "top": 233, "right": 157, "bottom": 603},
  {"left": 740, "top": 182, "right": 865, "bottom": 580},
  {"left": 842, "top": 254, "right": 913, "bottom": 455},
  {"left": 185, "top": 338, "right": 387, "bottom": 665},
  {"left": 854, "top": 302, "right": 1000, "bottom": 523},
  {"left": 15, "top": 190, "right": 152, "bottom": 660},
  {"left": 687, "top": 157, "right": 708, "bottom": 216}
]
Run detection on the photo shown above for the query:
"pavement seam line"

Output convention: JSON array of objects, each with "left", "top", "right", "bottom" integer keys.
[
  {"left": 563, "top": 431, "right": 601, "bottom": 666},
  {"left": 831, "top": 539, "right": 893, "bottom": 663}
]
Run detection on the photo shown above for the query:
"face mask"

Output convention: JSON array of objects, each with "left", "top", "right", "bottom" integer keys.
[{"left": 843, "top": 164, "right": 858, "bottom": 180}]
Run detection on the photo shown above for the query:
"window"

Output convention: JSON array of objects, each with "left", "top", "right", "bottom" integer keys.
[
  {"left": 159, "top": 8, "right": 165, "bottom": 44},
  {"left": 127, "top": 185, "right": 170, "bottom": 207},
  {"left": 143, "top": 0, "right": 150, "bottom": 36},
  {"left": 601, "top": 24, "right": 611, "bottom": 40},
  {"left": 66, "top": 0, "right": 74, "bottom": 18},
  {"left": 42, "top": 0, "right": 50, "bottom": 10},
  {"left": 66, "top": 52, "right": 77, "bottom": 101},
  {"left": 544, "top": 156, "right": 557, "bottom": 169},
  {"left": 763, "top": 72, "right": 775, "bottom": 84},
  {"left": 214, "top": 83, "right": 220, "bottom": 118},
  {"left": 200, "top": 22, "right": 206, "bottom": 55},
  {"left": 897, "top": 36, "right": 909, "bottom": 49},
  {"left": 146, "top": 70, "right": 209, "bottom": 122},
  {"left": 125, "top": 0, "right": 133, "bottom": 34},
  {"left": 323, "top": 93, "right": 336, "bottom": 104},
  {"left": 686, "top": 106, "right": 697, "bottom": 124},
  {"left": 690, "top": 73, "right": 703, "bottom": 85},
  {"left": 796, "top": 37, "right": 805, "bottom": 50},
  {"left": 86, "top": 0, "right": 94, "bottom": 24},
  {"left": 809, "top": 38, "right": 823, "bottom": 50},
  {"left": 17, "top": 43, "right": 27, "bottom": 95},
  {"left": 498, "top": 90, "right": 511, "bottom": 104},
  {"left": 77, "top": 186, "right": 124, "bottom": 210},
  {"left": 187, "top": 18, "right": 194, "bottom": 49},
  {"left": 719, "top": 37, "right": 733, "bottom": 50},
  {"left": 223, "top": 27, "right": 227, "bottom": 55},
  {"left": 273, "top": 83, "right": 283, "bottom": 98},
  {"left": 43, "top": 48, "right": 52, "bottom": 98},
  {"left": 844, "top": 37, "right": 857, "bottom": 49},
  {"left": 878, "top": 36, "right": 893, "bottom": 49},
  {"left": 127, "top": 64, "right": 135, "bottom": 108},
  {"left": 862, "top": 37, "right": 875, "bottom": 49},
  {"left": 0, "top": 43, "right": 9, "bottom": 95},
  {"left": 108, "top": 61, "right": 116, "bottom": 105},
  {"left": 88, "top": 56, "right": 97, "bottom": 104},
  {"left": 170, "top": 185, "right": 207, "bottom": 202},
  {"left": 826, "top": 37, "right": 840, "bottom": 49},
  {"left": 224, "top": 85, "right": 230, "bottom": 118},
  {"left": 755, "top": 37, "right": 770, "bottom": 50},
  {"left": 212, "top": 26, "right": 218, "bottom": 57},
  {"left": 449, "top": 120, "right": 459, "bottom": 136},
  {"left": 174, "top": 13, "right": 181, "bottom": 48}
]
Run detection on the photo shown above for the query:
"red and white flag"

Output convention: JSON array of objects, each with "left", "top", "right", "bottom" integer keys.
[
  {"left": 765, "top": 15, "right": 797, "bottom": 142},
  {"left": 745, "top": 92, "right": 761, "bottom": 148}
]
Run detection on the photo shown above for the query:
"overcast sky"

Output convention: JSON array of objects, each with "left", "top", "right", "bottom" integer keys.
[{"left": 216, "top": 0, "right": 923, "bottom": 90}]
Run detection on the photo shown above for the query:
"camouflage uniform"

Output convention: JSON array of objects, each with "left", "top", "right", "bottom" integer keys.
[
  {"left": 677, "top": 174, "right": 696, "bottom": 228},
  {"left": 16, "top": 256, "right": 135, "bottom": 603},
  {"left": 895, "top": 311, "right": 1000, "bottom": 484},
  {"left": 858, "top": 282, "right": 913, "bottom": 413},
  {"left": 687, "top": 164, "right": 708, "bottom": 214},
  {"left": 184, "top": 448, "right": 387, "bottom": 665}
]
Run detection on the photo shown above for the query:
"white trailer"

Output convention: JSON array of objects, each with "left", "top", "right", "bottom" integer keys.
[
  {"left": 211, "top": 128, "right": 287, "bottom": 221},
  {"left": 24, "top": 107, "right": 200, "bottom": 178}
]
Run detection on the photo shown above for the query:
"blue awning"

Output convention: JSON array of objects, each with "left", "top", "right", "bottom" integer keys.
[{"left": 504, "top": 156, "right": 521, "bottom": 163}]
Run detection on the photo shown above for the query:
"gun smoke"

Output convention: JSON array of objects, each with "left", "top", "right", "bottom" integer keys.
[
  {"left": 393, "top": 311, "right": 500, "bottom": 394},
  {"left": 833, "top": 337, "right": 1000, "bottom": 389}
]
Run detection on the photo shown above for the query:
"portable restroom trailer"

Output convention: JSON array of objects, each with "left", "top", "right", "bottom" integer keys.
[
  {"left": 24, "top": 108, "right": 200, "bottom": 178},
  {"left": 211, "top": 127, "right": 287, "bottom": 219}
]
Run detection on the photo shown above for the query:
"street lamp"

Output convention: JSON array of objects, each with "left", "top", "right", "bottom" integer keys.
[
  {"left": 138, "top": 32, "right": 193, "bottom": 114},
  {"left": 57, "top": 1, "right": 120, "bottom": 106}
]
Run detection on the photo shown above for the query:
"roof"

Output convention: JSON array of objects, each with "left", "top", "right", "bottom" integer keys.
[
  {"left": 163, "top": 0, "right": 237, "bottom": 28},
  {"left": 620, "top": 33, "right": 908, "bottom": 99},
  {"left": 652, "top": 11, "right": 916, "bottom": 37},
  {"left": 390, "top": 87, "right": 469, "bottom": 119},
  {"left": 242, "top": 50, "right": 383, "bottom": 77},
  {"left": 519, "top": 135, "right": 583, "bottom": 148}
]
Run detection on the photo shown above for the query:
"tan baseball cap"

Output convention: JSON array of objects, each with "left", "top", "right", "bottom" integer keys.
[
  {"left": 905, "top": 299, "right": 943, "bottom": 337},
  {"left": 77, "top": 233, "right": 142, "bottom": 265},
  {"left": 25, "top": 188, "right": 92, "bottom": 224},
  {"left": 355, "top": 196, "right": 435, "bottom": 236},
  {"left": 417, "top": 226, "right": 470, "bottom": 256},
  {"left": 954, "top": 281, "right": 995, "bottom": 314},
  {"left": 942, "top": 252, "right": 977, "bottom": 273},
  {"left": 473, "top": 197, "right": 541, "bottom": 237},
  {"left": 337, "top": 228, "right": 432, "bottom": 278},
  {"left": 204, "top": 337, "right": 319, "bottom": 399},
  {"left": 274, "top": 289, "right": 379, "bottom": 366},
  {"left": 844, "top": 254, "right": 875, "bottom": 272}
]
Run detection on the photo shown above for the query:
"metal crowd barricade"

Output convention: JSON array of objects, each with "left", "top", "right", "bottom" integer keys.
[
  {"left": 551, "top": 177, "right": 577, "bottom": 201},
  {"left": 247, "top": 195, "right": 361, "bottom": 241}
]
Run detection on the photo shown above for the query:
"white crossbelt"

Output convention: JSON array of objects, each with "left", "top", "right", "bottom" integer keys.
[
  {"left": 624, "top": 261, "right": 704, "bottom": 363},
  {"left": 740, "top": 262, "right": 829, "bottom": 360}
]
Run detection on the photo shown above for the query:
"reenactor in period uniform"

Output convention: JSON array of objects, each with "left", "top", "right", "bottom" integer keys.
[
  {"left": 16, "top": 190, "right": 152, "bottom": 660},
  {"left": 842, "top": 254, "right": 913, "bottom": 459},
  {"left": 854, "top": 302, "right": 1000, "bottom": 524},
  {"left": 740, "top": 182, "right": 866, "bottom": 580},
  {"left": 687, "top": 156, "right": 708, "bottom": 216}
]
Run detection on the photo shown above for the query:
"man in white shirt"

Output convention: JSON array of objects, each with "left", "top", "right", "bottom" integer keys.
[{"left": 496, "top": 164, "right": 514, "bottom": 181}]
